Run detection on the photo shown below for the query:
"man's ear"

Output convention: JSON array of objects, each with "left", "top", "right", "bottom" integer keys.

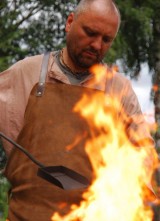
[{"left": 65, "top": 12, "right": 74, "bottom": 32}]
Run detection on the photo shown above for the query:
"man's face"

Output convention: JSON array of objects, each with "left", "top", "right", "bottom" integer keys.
[{"left": 65, "top": 6, "right": 119, "bottom": 69}]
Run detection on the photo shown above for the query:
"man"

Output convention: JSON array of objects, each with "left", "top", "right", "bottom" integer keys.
[{"left": 0, "top": 0, "right": 155, "bottom": 220}]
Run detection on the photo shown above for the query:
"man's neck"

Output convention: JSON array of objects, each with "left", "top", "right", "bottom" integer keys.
[{"left": 61, "top": 47, "right": 87, "bottom": 74}]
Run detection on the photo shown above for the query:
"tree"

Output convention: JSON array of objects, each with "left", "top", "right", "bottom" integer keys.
[
  {"left": 0, "top": 0, "right": 77, "bottom": 71},
  {"left": 0, "top": 139, "right": 8, "bottom": 220}
]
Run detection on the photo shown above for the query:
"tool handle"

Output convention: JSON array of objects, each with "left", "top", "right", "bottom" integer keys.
[{"left": 0, "top": 132, "right": 45, "bottom": 168}]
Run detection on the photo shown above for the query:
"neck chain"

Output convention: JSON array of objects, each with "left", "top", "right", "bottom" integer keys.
[{"left": 60, "top": 49, "right": 88, "bottom": 76}]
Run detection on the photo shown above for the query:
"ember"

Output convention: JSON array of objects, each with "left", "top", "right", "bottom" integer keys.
[{"left": 51, "top": 65, "right": 159, "bottom": 221}]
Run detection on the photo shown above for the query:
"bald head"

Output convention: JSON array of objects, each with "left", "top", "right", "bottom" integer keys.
[{"left": 75, "top": 0, "right": 121, "bottom": 31}]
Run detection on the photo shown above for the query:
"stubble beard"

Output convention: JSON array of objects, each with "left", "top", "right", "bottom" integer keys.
[{"left": 67, "top": 43, "right": 102, "bottom": 69}]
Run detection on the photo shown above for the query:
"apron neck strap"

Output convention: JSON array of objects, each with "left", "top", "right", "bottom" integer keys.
[{"left": 36, "top": 52, "right": 50, "bottom": 97}]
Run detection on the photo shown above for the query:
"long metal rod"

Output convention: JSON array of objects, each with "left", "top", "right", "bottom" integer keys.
[{"left": 0, "top": 132, "right": 45, "bottom": 168}]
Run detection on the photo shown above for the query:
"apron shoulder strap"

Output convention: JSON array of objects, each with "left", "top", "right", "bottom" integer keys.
[{"left": 36, "top": 52, "right": 50, "bottom": 97}]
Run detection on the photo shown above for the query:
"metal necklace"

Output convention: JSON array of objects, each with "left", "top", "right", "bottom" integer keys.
[{"left": 60, "top": 49, "right": 89, "bottom": 77}]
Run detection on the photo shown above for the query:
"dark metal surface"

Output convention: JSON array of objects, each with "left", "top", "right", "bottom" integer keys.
[{"left": 37, "top": 166, "right": 90, "bottom": 190}]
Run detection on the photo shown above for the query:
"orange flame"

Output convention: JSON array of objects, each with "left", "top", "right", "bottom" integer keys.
[
  {"left": 51, "top": 65, "right": 159, "bottom": 221},
  {"left": 152, "top": 85, "right": 159, "bottom": 92}
]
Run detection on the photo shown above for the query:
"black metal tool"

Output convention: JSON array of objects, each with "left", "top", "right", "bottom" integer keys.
[{"left": 0, "top": 132, "right": 90, "bottom": 190}]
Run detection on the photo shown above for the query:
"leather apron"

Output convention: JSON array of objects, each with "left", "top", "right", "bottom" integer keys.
[{"left": 4, "top": 81, "right": 106, "bottom": 220}]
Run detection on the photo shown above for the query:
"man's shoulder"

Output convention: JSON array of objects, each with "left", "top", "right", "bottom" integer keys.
[
  {"left": 10, "top": 54, "right": 44, "bottom": 72},
  {"left": 10, "top": 52, "right": 54, "bottom": 78},
  {"left": 23, "top": 54, "right": 43, "bottom": 63},
  {"left": 113, "top": 71, "right": 130, "bottom": 84},
  {"left": 4, "top": 54, "right": 45, "bottom": 85},
  {"left": 111, "top": 70, "right": 132, "bottom": 92},
  {"left": 103, "top": 64, "right": 130, "bottom": 87}
]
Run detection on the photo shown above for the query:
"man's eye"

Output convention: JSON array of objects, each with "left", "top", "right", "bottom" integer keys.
[
  {"left": 103, "top": 36, "right": 112, "bottom": 43},
  {"left": 84, "top": 28, "right": 96, "bottom": 37},
  {"left": 86, "top": 30, "right": 95, "bottom": 36}
]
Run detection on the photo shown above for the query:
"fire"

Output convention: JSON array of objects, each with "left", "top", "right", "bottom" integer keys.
[
  {"left": 152, "top": 84, "right": 159, "bottom": 92},
  {"left": 51, "top": 65, "right": 159, "bottom": 221}
]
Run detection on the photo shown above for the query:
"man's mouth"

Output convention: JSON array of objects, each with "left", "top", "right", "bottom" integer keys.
[{"left": 83, "top": 50, "right": 98, "bottom": 59}]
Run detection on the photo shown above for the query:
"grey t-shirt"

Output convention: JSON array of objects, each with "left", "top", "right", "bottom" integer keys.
[{"left": 54, "top": 51, "right": 91, "bottom": 85}]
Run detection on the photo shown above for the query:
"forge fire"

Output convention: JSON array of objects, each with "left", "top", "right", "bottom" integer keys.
[{"left": 51, "top": 65, "right": 159, "bottom": 221}]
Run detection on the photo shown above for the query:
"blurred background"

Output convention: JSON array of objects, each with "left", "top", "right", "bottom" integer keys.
[{"left": 0, "top": 0, "right": 160, "bottom": 220}]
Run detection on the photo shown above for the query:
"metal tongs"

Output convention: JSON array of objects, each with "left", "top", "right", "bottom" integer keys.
[{"left": 0, "top": 132, "right": 90, "bottom": 190}]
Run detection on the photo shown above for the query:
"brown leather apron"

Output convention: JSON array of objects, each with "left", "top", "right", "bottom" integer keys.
[{"left": 5, "top": 81, "right": 106, "bottom": 221}]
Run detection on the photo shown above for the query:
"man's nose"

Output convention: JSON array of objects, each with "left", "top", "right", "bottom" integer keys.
[{"left": 90, "top": 36, "right": 103, "bottom": 50}]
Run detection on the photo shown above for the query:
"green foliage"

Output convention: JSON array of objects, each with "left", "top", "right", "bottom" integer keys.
[
  {"left": 0, "top": 141, "right": 6, "bottom": 172},
  {"left": 1, "top": 0, "right": 159, "bottom": 76},
  {"left": 0, "top": 175, "right": 10, "bottom": 221},
  {"left": 0, "top": 140, "right": 9, "bottom": 220},
  {"left": 106, "top": 0, "right": 159, "bottom": 79},
  {"left": 0, "top": 0, "right": 160, "bottom": 75},
  {"left": 0, "top": 0, "right": 78, "bottom": 71}
]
